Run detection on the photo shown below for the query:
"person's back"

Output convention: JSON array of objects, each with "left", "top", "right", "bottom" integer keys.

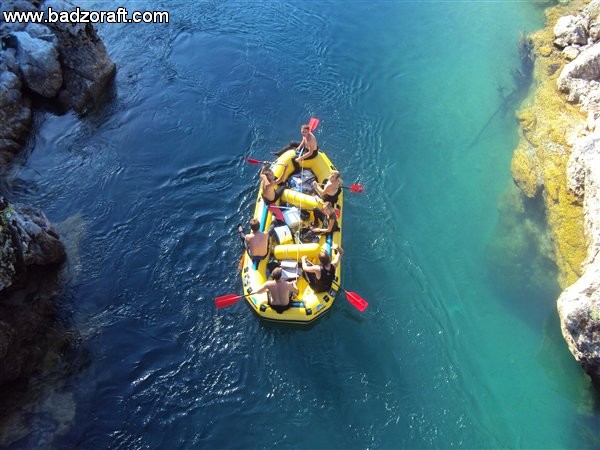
[
  {"left": 255, "top": 267, "right": 298, "bottom": 313},
  {"left": 245, "top": 218, "right": 268, "bottom": 257}
]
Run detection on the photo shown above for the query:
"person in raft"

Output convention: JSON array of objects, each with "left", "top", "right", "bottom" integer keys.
[
  {"left": 313, "top": 170, "right": 343, "bottom": 204},
  {"left": 260, "top": 161, "right": 288, "bottom": 205},
  {"left": 301, "top": 244, "right": 343, "bottom": 293},
  {"left": 311, "top": 201, "right": 340, "bottom": 235},
  {"left": 294, "top": 123, "right": 319, "bottom": 163},
  {"left": 239, "top": 218, "right": 269, "bottom": 263},
  {"left": 254, "top": 267, "right": 298, "bottom": 313}
]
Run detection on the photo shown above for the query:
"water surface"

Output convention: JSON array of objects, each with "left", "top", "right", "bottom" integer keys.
[{"left": 8, "top": 1, "right": 600, "bottom": 448}]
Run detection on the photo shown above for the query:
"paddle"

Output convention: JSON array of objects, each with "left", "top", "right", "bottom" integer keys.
[
  {"left": 319, "top": 182, "right": 365, "bottom": 194},
  {"left": 332, "top": 281, "right": 368, "bottom": 312},
  {"left": 304, "top": 259, "right": 368, "bottom": 312},
  {"left": 244, "top": 158, "right": 285, "bottom": 166},
  {"left": 215, "top": 292, "right": 251, "bottom": 308},
  {"left": 308, "top": 117, "right": 320, "bottom": 131}
]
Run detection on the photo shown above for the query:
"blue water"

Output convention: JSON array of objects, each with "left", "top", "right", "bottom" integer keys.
[{"left": 7, "top": 1, "right": 600, "bottom": 448}]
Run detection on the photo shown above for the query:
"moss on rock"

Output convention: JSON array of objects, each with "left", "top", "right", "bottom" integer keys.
[{"left": 510, "top": 0, "right": 590, "bottom": 289}]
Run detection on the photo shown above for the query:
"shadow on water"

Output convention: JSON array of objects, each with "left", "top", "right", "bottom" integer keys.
[
  {"left": 485, "top": 183, "right": 561, "bottom": 330},
  {"left": 469, "top": 33, "right": 535, "bottom": 148}
]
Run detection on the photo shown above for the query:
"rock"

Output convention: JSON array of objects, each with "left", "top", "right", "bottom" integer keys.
[
  {"left": 511, "top": 143, "right": 542, "bottom": 198},
  {"left": 557, "top": 42, "right": 600, "bottom": 109},
  {"left": 539, "top": 45, "right": 553, "bottom": 57},
  {"left": 42, "top": 0, "right": 116, "bottom": 113},
  {"left": 0, "top": 198, "right": 65, "bottom": 293},
  {"left": 554, "top": 15, "right": 588, "bottom": 48},
  {"left": 0, "top": 59, "right": 32, "bottom": 161},
  {"left": 559, "top": 130, "right": 600, "bottom": 386},
  {"left": 0, "top": 0, "right": 116, "bottom": 159},
  {"left": 13, "top": 31, "right": 63, "bottom": 98},
  {"left": 563, "top": 45, "right": 581, "bottom": 60}
]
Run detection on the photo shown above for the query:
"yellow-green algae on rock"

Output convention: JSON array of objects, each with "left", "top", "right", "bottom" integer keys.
[{"left": 510, "top": 1, "right": 589, "bottom": 288}]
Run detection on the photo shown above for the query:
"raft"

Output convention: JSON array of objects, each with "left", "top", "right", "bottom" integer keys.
[{"left": 240, "top": 148, "right": 343, "bottom": 323}]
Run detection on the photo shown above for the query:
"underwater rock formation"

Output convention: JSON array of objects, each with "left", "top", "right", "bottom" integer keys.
[{"left": 511, "top": 0, "right": 600, "bottom": 386}]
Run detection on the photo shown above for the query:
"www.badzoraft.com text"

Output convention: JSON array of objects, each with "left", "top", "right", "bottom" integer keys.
[{"left": 2, "top": 7, "right": 169, "bottom": 24}]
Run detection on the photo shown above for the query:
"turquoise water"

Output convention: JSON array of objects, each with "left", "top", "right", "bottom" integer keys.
[{"left": 7, "top": 1, "right": 600, "bottom": 448}]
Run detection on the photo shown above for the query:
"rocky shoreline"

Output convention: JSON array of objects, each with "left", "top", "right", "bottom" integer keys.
[
  {"left": 0, "top": 0, "right": 114, "bottom": 443},
  {"left": 511, "top": 0, "right": 600, "bottom": 386}
]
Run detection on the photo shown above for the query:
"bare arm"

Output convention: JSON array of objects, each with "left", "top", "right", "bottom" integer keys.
[
  {"left": 289, "top": 280, "right": 298, "bottom": 295},
  {"left": 296, "top": 137, "right": 307, "bottom": 152},
  {"left": 253, "top": 280, "right": 272, "bottom": 295},
  {"left": 331, "top": 244, "right": 343, "bottom": 266},
  {"left": 312, "top": 181, "right": 325, "bottom": 196},
  {"left": 312, "top": 216, "right": 335, "bottom": 234},
  {"left": 301, "top": 256, "right": 321, "bottom": 274}
]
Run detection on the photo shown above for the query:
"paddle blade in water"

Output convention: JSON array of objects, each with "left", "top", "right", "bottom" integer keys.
[
  {"left": 215, "top": 293, "right": 242, "bottom": 308},
  {"left": 308, "top": 117, "right": 320, "bottom": 131},
  {"left": 346, "top": 291, "right": 368, "bottom": 312},
  {"left": 244, "top": 158, "right": 262, "bottom": 165},
  {"left": 349, "top": 184, "right": 364, "bottom": 193}
]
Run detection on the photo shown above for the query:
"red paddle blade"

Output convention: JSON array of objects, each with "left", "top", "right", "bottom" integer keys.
[
  {"left": 334, "top": 209, "right": 341, "bottom": 218},
  {"left": 244, "top": 158, "right": 262, "bottom": 165},
  {"left": 349, "top": 184, "right": 364, "bottom": 193},
  {"left": 345, "top": 291, "right": 368, "bottom": 312},
  {"left": 308, "top": 117, "right": 320, "bottom": 131},
  {"left": 268, "top": 204, "right": 285, "bottom": 221},
  {"left": 215, "top": 294, "right": 242, "bottom": 308}
]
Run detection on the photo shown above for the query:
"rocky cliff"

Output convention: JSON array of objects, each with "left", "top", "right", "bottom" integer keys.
[
  {"left": 511, "top": 0, "right": 600, "bottom": 386},
  {"left": 0, "top": 1, "right": 114, "bottom": 442}
]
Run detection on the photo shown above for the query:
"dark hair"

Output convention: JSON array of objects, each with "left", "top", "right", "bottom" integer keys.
[
  {"left": 271, "top": 267, "right": 282, "bottom": 280},
  {"left": 319, "top": 251, "right": 331, "bottom": 265},
  {"left": 249, "top": 218, "right": 260, "bottom": 232},
  {"left": 301, "top": 124, "right": 310, "bottom": 131}
]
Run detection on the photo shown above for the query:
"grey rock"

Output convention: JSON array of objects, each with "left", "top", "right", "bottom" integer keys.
[
  {"left": 0, "top": 0, "right": 115, "bottom": 159},
  {"left": 13, "top": 30, "right": 63, "bottom": 98},
  {"left": 563, "top": 45, "right": 581, "bottom": 60},
  {"left": 554, "top": 15, "right": 588, "bottom": 48},
  {"left": 557, "top": 42, "right": 600, "bottom": 110},
  {"left": 561, "top": 131, "right": 600, "bottom": 387},
  {"left": 0, "top": 61, "right": 31, "bottom": 160},
  {"left": 0, "top": 199, "right": 65, "bottom": 293}
]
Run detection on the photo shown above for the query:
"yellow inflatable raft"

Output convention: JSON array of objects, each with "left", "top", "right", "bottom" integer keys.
[{"left": 240, "top": 148, "right": 343, "bottom": 323}]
